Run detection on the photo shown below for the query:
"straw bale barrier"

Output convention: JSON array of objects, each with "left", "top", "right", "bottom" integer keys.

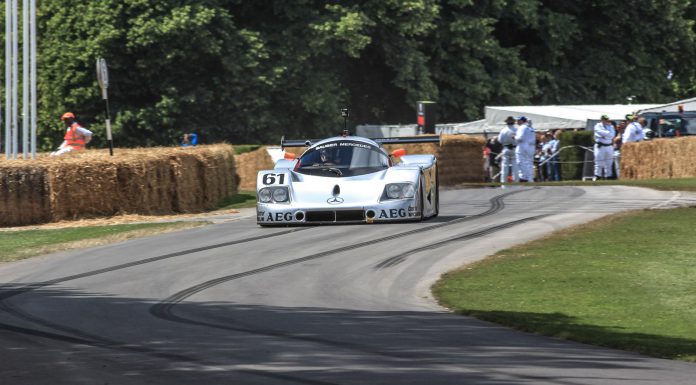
[
  {"left": 0, "top": 162, "right": 51, "bottom": 226},
  {"left": 234, "top": 147, "right": 274, "bottom": 190},
  {"left": 277, "top": 134, "right": 485, "bottom": 185},
  {"left": 621, "top": 137, "right": 696, "bottom": 180},
  {"left": 0, "top": 144, "right": 236, "bottom": 226}
]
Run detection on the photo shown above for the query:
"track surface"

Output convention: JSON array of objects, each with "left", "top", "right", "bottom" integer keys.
[{"left": 1, "top": 186, "right": 695, "bottom": 384}]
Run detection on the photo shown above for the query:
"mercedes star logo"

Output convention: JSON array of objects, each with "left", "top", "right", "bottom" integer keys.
[{"left": 327, "top": 196, "right": 344, "bottom": 204}]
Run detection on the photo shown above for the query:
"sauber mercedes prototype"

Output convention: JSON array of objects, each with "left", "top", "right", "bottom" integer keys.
[{"left": 256, "top": 135, "right": 439, "bottom": 226}]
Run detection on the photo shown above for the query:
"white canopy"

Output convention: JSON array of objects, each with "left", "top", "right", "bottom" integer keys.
[
  {"left": 637, "top": 96, "right": 696, "bottom": 114},
  {"left": 358, "top": 103, "right": 664, "bottom": 138},
  {"left": 484, "top": 104, "right": 660, "bottom": 133}
]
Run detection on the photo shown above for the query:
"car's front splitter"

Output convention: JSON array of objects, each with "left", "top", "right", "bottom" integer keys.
[{"left": 256, "top": 199, "right": 420, "bottom": 225}]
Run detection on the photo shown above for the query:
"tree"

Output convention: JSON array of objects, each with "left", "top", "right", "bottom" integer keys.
[
  {"left": 38, "top": 0, "right": 273, "bottom": 148},
  {"left": 2, "top": 0, "right": 696, "bottom": 149}
]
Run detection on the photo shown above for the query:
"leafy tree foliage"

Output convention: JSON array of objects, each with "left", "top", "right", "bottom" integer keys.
[{"left": 0, "top": 0, "right": 695, "bottom": 149}]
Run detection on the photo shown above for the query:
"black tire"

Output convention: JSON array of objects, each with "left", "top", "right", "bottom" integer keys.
[
  {"left": 418, "top": 174, "right": 425, "bottom": 221},
  {"left": 432, "top": 166, "right": 439, "bottom": 218}
]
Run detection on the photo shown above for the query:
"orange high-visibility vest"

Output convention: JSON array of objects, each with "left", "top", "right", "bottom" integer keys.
[{"left": 64, "top": 123, "right": 86, "bottom": 150}]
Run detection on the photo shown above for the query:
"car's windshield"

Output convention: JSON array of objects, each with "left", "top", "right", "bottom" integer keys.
[
  {"left": 296, "top": 140, "right": 389, "bottom": 177},
  {"left": 659, "top": 116, "right": 696, "bottom": 136}
]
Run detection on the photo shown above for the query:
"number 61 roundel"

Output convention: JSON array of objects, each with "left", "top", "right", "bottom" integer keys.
[{"left": 262, "top": 172, "right": 287, "bottom": 185}]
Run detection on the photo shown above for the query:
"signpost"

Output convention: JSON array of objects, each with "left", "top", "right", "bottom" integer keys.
[{"left": 97, "top": 58, "right": 114, "bottom": 156}]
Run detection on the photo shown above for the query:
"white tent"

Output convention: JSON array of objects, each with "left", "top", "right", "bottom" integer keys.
[
  {"left": 637, "top": 96, "right": 696, "bottom": 114},
  {"left": 358, "top": 103, "right": 663, "bottom": 138},
  {"left": 483, "top": 104, "right": 660, "bottom": 133}
]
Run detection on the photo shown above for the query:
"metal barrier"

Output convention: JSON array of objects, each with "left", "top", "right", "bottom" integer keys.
[{"left": 489, "top": 145, "right": 618, "bottom": 182}]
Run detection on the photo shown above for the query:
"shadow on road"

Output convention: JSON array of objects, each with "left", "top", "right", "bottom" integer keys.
[{"left": 2, "top": 286, "right": 695, "bottom": 384}]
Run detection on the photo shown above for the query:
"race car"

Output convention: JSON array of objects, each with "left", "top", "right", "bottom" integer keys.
[{"left": 256, "top": 134, "right": 439, "bottom": 225}]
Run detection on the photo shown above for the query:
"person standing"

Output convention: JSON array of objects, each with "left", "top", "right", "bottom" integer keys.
[
  {"left": 537, "top": 132, "right": 552, "bottom": 181},
  {"left": 622, "top": 114, "right": 643, "bottom": 143},
  {"left": 547, "top": 129, "right": 562, "bottom": 181},
  {"left": 50, "top": 112, "right": 93, "bottom": 156},
  {"left": 483, "top": 137, "right": 502, "bottom": 182},
  {"left": 593, "top": 115, "right": 616, "bottom": 180},
  {"left": 514, "top": 116, "right": 535, "bottom": 182},
  {"left": 496, "top": 116, "right": 519, "bottom": 184},
  {"left": 612, "top": 121, "right": 624, "bottom": 179}
]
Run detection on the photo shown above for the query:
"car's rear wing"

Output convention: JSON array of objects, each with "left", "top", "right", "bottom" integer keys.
[{"left": 280, "top": 135, "right": 441, "bottom": 149}]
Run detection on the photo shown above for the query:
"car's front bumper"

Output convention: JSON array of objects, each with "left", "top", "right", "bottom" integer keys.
[{"left": 256, "top": 199, "right": 420, "bottom": 225}]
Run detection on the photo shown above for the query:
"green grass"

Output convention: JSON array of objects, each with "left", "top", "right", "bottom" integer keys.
[
  {"left": 216, "top": 190, "right": 256, "bottom": 210},
  {"left": 433, "top": 207, "right": 696, "bottom": 362},
  {"left": 233, "top": 144, "right": 262, "bottom": 154},
  {"left": 0, "top": 222, "right": 204, "bottom": 263},
  {"left": 458, "top": 177, "right": 696, "bottom": 192}
]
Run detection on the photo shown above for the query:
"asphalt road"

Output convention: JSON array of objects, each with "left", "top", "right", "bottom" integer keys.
[{"left": 1, "top": 186, "right": 696, "bottom": 385}]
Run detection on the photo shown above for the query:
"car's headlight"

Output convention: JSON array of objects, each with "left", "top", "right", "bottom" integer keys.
[
  {"left": 258, "top": 188, "right": 272, "bottom": 203},
  {"left": 386, "top": 184, "right": 402, "bottom": 199},
  {"left": 272, "top": 187, "right": 289, "bottom": 202},
  {"left": 382, "top": 183, "right": 416, "bottom": 200},
  {"left": 401, "top": 184, "right": 415, "bottom": 198},
  {"left": 258, "top": 187, "right": 290, "bottom": 203}
]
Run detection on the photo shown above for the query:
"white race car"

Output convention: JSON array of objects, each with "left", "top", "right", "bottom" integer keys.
[{"left": 256, "top": 135, "right": 439, "bottom": 226}]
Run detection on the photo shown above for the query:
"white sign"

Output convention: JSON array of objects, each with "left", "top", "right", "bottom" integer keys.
[{"left": 96, "top": 58, "right": 109, "bottom": 99}]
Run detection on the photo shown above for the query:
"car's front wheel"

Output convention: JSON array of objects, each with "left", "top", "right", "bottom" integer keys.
[
  {"left": 432, "top": 166, "right": 439, "bottom": 218},
  {"left": 417, "top": 174, "right": 425, "bottom": 221}
]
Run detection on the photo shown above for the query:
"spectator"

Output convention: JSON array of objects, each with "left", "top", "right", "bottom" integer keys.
[
  {"left": 483, "top": 136, "right": 502, "bottom": 182},
  {"left": 612, "top": 121, "right": 626, "bottom": 179},
  {"left": 514, "top": 116, "right": 535, "bottom": 182},
  {"left": 497, "top": 116, "right": 519, "bottom": 184},
  {"left": 537, "top": 132, "right": 552, "bottom": 181},
  {"left": 547, "top": 129, "right": 562, "bottom": 181},
  {"left": 593, "top": 114, "right": 615, "bottom": 180},
  {"left": 182, "top": 133, "right": 198, "bottom": 147},
  {"left": 50, "top": 112, "right": 93, "bottom": 156},
  {"left": 622, "top": 114, "right": 643, "bottom": 143},
  {"left": 639, "top": 117, "right": 652, "bottom": 139}
]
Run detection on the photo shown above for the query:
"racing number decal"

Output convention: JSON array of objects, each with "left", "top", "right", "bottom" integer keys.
[{"left": 262, "top": 173, "right": 286, "bottom": 185}]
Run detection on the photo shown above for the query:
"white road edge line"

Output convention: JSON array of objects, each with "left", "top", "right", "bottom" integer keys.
[{"left": 651, "top": 190, "right": 681, "bottom": 209}]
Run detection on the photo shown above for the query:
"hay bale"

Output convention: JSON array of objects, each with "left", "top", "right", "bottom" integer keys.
[
  {"left": 0, "top": 161, "right": 50, "bottom": 226},
  {"left": 235, "top": 147, "right": 274, "bottom": 190},
  {"left": 384, "top": 134, "right": 486, "bottom": 184},
  {"left": 0, "top": 144, "right": 237, "bottom": 226},
  {"left": 621, "top": 137, "right": 696, "bottom": 180}
]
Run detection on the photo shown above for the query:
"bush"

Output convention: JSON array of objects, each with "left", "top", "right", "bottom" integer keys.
[{"left": 559, "top": 130, "right": 594, "bottom": 180}]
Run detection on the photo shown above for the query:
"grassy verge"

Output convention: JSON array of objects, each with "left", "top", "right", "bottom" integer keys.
[
  {"left": 0, "top": 222, "right": 206, "bottom": 263},
  {"left": 433, "top": 207, "right": 696, "bottom": 362},
  {"left": 456, "top": 177, "right": 696, "bottom": 192},
  {"left": 233, "top": 144, "right": 262, "bottom": 154},
  {"left": 216, "top": 190, "right": 256, "bottom": 210}
]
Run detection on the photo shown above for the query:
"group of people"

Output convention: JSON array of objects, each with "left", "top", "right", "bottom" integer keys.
[
  {"left": 593, "top": 113, "right": 646, "bottom": 180},
  {"left": 484, "top": 116, "right": 560, "bottom": 184},
  {"left": 484, "top": 112, "right": 649, "bottom": 183}
]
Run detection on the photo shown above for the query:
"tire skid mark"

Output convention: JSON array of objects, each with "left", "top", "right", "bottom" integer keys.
[
  {"left": 149, "top": 215, "right": 549, "bottom": 362},
  {"left": 145, "top": 189, "right": 545, "bottom": 360},
  {"left": 151, "top": 188, "right": 533, "bottom": 314},
  {"left": 0, "top": 227, "right": 313, "bottom": 301},
  {"left": 375, "top": 214, "right": 548, "bottom": 269},
  {"left": 0, "top": 307, "right": 341, "bottom": 385},
  {"left": 0, "top": 187, "right": 544, "bottom": 381}
]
